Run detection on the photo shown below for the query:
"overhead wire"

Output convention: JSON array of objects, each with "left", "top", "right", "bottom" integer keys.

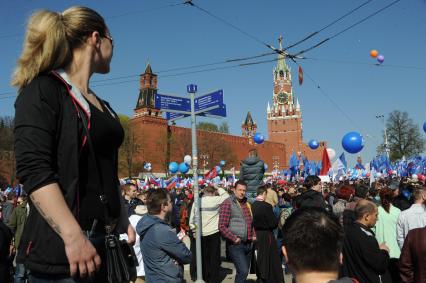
[
  {"left": 90, "top": 51, "right": 277, "bottom": 84},
  {"left": 291, "top": 0, "right": 402, "bottom": 57},
  {"left": 288, "top": 57, "right": 363, "bottom": 131},
  {"left": 186, "top": 1, "right": 269, "bottom": 48},
  {"left": 107, "top": 2, "right": 184, "bottom": 19},
  {"left": 0, "top": 95, "right": 17, "bottom": 100},
  {"left": 2, "top": 52, "right": 426, "bottom": 97},
  {"left": 284, "top": 0, "right": 373, "bottom": 50},
  {"left": 0, "top": 1, "right": 185, "bottom": 39}
]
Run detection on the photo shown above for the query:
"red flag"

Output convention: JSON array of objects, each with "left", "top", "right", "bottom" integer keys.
[
  {"left": 320, "top": 148, "right": 331, "bottom": 175},
  {"left": 204, "top": 167, "right": 218, "bottom": 180},
  {"left": 166, "top": 180, "right": 177, "bottom": 190},
  {"left": 298, "top": 66, "right": 304, "bottom": 85}
]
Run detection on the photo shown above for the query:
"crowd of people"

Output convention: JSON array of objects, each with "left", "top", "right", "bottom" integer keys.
[
  {"left": 2, "top": 159, "right": 426, "bottom": 283},
  {"left": 77, "top": 165, "right": 426, "bottom": 283}
]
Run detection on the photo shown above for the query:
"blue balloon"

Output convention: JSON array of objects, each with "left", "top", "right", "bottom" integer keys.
[
  {"left": 220, "top": 160, "right": 226, "bottom": 167},
  {"left": 264, "top": 163, "right": 268, "bottom": 171},
  {"left": 215, "top": 166, "right": 222, "bottom": 174},
  {"left": 308, "top": 139, "right": 319, "bottom": 150},
  {"left": 342, "top": 132, "right": 364, "bottom": 154},
  {"left": 178, "top": 162, "right": 189, "bottom": 174},
  {"left": 253, "top": 133, "right": 265, "bottom": 144},
  {"left": 169, "top": 162, "right": 179, "bottom": 173},
  {"left": 423, "top": 121, "right": 426, "bottom": 133}
]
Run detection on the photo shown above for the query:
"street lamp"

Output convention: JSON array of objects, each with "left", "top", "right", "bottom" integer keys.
[
  {"left": 376, "top": 114, "right": 390, "bottom": 159},
  {"left": 272, "top": 156, "right": 280, "bottom": 170},
  {"left": 199, "top": 154, "right": 209, "bottom": 174}
]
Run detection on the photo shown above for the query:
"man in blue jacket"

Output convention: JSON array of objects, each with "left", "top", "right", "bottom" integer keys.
[{"left": 137, "top": 189, "right": 192, "bottom": 283}]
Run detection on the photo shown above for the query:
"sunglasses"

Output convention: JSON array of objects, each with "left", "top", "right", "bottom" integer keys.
[{"left": 104, "top": 35, "right": 114, "bottom": 46}]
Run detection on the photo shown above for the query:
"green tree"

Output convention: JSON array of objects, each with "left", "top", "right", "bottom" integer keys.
[
  {"left": 196, "top": 122, "right": 219, "bottom": 132},
  {"left": 218, "top": 121, "right": 230, "bottom": 133},
  {"left": 377, "top": 110, "right": 425, "bottom": 161},
  {"left": 0, "top": 116, "right": 15, "bottom": 184},
  {"left": 197, "top": 121, "right": 230, "bottom": 134},
  {"left": 118, "top": 114, "right": 140, "bottom": 177}
]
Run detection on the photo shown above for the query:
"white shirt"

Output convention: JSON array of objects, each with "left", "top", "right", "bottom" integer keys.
[
  {"left": 120, "top": 214, "right": 145, "bottom": 277},
  {"left": 396, "top": 203, "right": 426, "bottom": 249},
  {"left": 189, "top": 187, "right": 229, "bottom": 236}
]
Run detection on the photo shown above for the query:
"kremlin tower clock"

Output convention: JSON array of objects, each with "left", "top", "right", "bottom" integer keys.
[{"left": 267, "top": 36, "right": 303, "bottom": 158}]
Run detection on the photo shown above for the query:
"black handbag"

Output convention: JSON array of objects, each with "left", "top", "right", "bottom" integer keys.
[{"left": 79, "top": 105, "right": 137, "bottom": 283}]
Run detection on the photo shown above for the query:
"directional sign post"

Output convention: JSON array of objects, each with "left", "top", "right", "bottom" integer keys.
[
  {"left": 154, "top": 86, "right": 226, "bottom": 283},
  {"left": 187, "top": 84, "right": 204, "bottom": 283},
  {"left": 200, "top": 103, "right": 226, "bottom": 118},
  {"left": 154, "top": 93, "right": 191, "bottom": 113},
  {"left": 165, "top": 112, "right": 189, "bottom": 122},
  {"left": 194, "top": 90, "right": 223, "bottom": 112}
]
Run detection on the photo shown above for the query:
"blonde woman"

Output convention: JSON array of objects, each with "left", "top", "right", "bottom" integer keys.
[{"left": 12, "top": 6, "right": 135, "bottom": 283}]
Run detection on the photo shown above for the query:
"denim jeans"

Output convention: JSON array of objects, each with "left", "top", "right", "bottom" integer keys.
[
  {"left": 228, "top": 241, "right": 252, "bottom": 283},
  {"left": 15, "top": 263, "right": 30, "bottom": 283}
]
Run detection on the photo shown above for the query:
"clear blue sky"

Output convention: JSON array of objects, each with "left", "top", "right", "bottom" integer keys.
[{"left": 1, "top": 0, "right": 425, "bottom": 166}]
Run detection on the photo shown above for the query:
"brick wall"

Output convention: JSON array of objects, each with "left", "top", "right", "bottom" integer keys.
[{"left": 130, "top": 115, "right": 324, "bottom": 175}]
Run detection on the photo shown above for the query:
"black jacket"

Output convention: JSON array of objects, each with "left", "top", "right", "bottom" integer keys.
[
  {"left": 240, "top": 156, "right": 265, "bottom": 193},
  {"left": 0, "top": 220, "right": 13, "bottom": 283},
  {"left": 14, "top": 72, "right": 121, "bottom": 274},
  {"left": 341, "top": 222, "right": 391, "bottom": 283},
  {"left": 295, "top": 189, "right": 327, "bottom": 210}
]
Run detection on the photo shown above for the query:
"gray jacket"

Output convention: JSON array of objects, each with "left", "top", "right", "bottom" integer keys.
[
  {"left": 137, "top": 214, "right": 191, "bottom": 283},
  {"left": 240, "top": 156, "right": 265, "bottom": 193},
  {"left": 228, "top": 195, "right": 249, "bottom": 241}
]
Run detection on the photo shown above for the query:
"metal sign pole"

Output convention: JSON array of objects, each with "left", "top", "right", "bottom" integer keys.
[{"left": 187, "top": 84, "right": 205, "bottom": 283}]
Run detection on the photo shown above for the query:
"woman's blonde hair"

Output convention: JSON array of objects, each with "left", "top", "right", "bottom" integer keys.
[{"left": 12, "top": 6, "right": 107, "bottom": 88}]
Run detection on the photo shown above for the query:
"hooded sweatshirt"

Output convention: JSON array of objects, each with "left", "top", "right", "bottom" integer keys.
[
  {"left": 136, "top": 214, "right": 191, "bottom": 283},
  {"left": 240, "top": 156, "right": 265, "bottom": 193}
]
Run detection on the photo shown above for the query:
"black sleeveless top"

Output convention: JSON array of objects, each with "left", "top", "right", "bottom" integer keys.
[{"left": 78, "top": 99, "right": 124, "bottom": 232}]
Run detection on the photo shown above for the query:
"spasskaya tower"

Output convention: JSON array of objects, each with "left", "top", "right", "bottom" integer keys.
[{"left": 267, "top": 36, "right": 303, "bottom": 157}]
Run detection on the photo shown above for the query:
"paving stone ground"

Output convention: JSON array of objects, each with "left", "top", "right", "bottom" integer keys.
[{"left": 181, "top": 236, "right": 293, "bottom": 282}]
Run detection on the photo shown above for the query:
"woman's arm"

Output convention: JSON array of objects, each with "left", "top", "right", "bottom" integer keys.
[{"left": 30, "top": 183, "right": 101, "bottom": 278}]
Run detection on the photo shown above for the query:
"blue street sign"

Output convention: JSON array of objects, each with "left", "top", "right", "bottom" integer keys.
[
  {"left": 166, "top": 112, "right": 189, "bottom": 120},
  {"left": 203, "top": 104, "right": 226, "bottom": 117},
  {"left": 155, "top": 93, "right": 191, "bottom": 112},
  {"left": 166, "top": 104, "right": 226, "bottom": 121},
  {"left": 195, "top": 90, "right": 223, "bottom": 112},
  {"left": 187, "top": 84, "right": 197, "bottom": 93}
]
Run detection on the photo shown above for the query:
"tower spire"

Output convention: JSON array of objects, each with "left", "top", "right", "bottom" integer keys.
[{"left": 276, "top": 35, "right": 288, "bottom": 74}]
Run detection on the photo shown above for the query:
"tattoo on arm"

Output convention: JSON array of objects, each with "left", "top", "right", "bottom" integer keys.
[{"left": 30, "top": 195, "right": 62, "bottom": 235}]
